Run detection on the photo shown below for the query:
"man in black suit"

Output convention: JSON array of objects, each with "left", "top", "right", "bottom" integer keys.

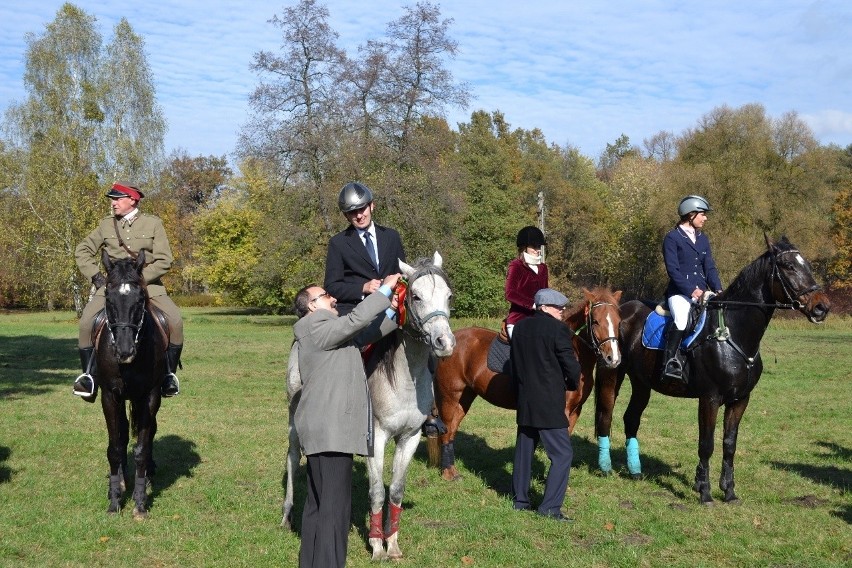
[
  {"left": 324, "top": 182, "right": 406, "bottom": 316},
  {"left": 509, "top": 288, "right": 581, "bottom": 521}
]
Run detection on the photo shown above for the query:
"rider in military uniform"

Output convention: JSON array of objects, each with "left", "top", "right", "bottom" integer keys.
[{"left": 72, "top": 181, "right": 183, "bottom": 401}]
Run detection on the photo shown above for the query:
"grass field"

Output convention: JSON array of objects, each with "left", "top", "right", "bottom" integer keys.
[{"left": 1, "top": 308, "right": 850, "bottom": 567}]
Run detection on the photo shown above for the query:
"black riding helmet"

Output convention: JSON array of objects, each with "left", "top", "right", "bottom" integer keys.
[{"left": 516, "top": 225, "right": 546, "bottom": 248}]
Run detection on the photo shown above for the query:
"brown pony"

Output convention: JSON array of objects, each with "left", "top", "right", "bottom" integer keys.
[{"left": 434, "top": 287, "right": 623, "bottom": 481}]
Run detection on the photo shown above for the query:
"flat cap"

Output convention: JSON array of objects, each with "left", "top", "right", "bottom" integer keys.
[{"left": 534, "top": 288, "right": 569, "bottom": 308}]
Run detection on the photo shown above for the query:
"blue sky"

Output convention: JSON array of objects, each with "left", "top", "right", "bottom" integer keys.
[{"left": 2, "top": 1, "right": 850, "bottom": 164}]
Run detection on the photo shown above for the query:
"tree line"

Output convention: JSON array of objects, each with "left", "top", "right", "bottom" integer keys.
[{"left": 1, "top": 1, "right": 850, "bottom": 316}]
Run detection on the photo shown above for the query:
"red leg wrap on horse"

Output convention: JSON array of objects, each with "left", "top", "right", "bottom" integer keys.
[
  {"left": 369, "top": 510, "right": 384, "bottom": 539},
  {"left": 388, "top": 503, "right": 403, "bottom": 536}
]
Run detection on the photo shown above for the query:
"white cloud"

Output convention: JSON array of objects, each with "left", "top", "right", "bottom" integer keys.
[{"left": 1, "top": 1, "right": 850, "bottom": 162}]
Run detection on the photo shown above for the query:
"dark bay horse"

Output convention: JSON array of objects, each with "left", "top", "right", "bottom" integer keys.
[
  {"left": 94, "top": 249, "right": 167, "bottom": 518},
  {"left": 594, "top": 235, "right": 830, "bottom": 504},
  {"left": 282, "top": 252, "right": 455, "bottom": 561},
  {"left": 434, "top": 287, "right": 623, "bottom": 481}
]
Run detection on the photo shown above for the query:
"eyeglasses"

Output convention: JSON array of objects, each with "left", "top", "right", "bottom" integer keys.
[{"left": 309, "top": 292, "right": 329, "bottom": 304}]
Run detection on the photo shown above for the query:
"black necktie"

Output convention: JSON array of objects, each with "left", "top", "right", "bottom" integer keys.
[{"left": 364, "top": 231, "right": 378, "bottom": 269}]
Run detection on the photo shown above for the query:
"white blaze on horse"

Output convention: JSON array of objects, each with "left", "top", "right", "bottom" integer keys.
[{"left": 282, "top": 252, "right": 455, "bottom": 561}]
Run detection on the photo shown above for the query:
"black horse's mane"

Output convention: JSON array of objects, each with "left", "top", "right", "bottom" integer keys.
[
  {"left": 367, "top": 257, "right": 451, "bottom": 387},
  {"left": 719, "top": 236, "right": 793, "bottom": 301}
]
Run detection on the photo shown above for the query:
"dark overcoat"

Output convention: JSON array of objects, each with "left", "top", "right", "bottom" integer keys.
[{"left": 510, "top": 311, "right": 581, "bottom": 429}]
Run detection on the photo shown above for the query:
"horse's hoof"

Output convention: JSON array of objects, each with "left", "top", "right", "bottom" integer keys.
[
  {"left": 630, "top": 473, "right": 642, "bottom": 480},
  {"left": 724, "top": 497, "right": 740, "bottom": 505},
  {"left": 441, "top": 467, "right": 461, "bottom": 481},
  {"left": 700, "top": 499, "right": 715, "bottom": 507},
  {"left": 132, "top": 508, "right": 148, "bottom": 520}
]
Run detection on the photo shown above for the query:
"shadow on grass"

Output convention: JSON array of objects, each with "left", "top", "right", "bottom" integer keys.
[
  {"left": 0, "top": 445, "right": 12, "bottom": 483},
  {"left": 149, "top": 434, "right": 202, "bottom": 502},
  {"left": 0, "top": 335, "right": 78, "bottom": 398},
  {"left": 424, "top": 429, "right": 696, "bottom": 501},
  {"left": 770, "top": 440, "right": 851, "bottom": 524}
]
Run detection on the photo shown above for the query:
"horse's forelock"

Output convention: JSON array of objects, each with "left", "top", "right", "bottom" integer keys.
[{"left": 407, "top": 258, "right": 451, "bottom": 290}]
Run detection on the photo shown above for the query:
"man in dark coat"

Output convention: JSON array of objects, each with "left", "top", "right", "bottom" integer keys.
[
  {"left": 324, "top": 182, "right": 406, "bottom": 316},
  {"left": 509, "top": 288, "right": 581, "bottom": 521}
]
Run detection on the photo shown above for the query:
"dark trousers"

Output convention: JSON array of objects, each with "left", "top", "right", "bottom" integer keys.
[
  {"left": 299, "top": 452, "right": 354, "bottom": 568},
  {"left": 512, "top": 425, "right": 573, "bottom": 515}
]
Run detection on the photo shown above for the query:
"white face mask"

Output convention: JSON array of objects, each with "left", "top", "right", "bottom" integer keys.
[{"left": 523, "top": 251, "right": 542, "bottom": 265}]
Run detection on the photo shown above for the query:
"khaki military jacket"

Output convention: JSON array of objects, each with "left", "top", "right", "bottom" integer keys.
[{"left": 75, "top": 213, "right": 173, "bottom": 297}]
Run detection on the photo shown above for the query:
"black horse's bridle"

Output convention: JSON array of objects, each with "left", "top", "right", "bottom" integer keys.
[
  {"left": 106, "top": 303, "right": 146, "bottom": 346},
  {"left": 571, "top": 301, "right": 620, "bottom": 359},
  {"left": 707, "top": 248, "right": 820, "bottom": 311}
]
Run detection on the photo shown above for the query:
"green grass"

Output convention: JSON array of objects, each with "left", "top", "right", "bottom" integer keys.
[{"left": 0, "top": 309, "right": 850, "bottom": 567}]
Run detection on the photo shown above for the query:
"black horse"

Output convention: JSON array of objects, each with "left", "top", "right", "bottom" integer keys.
[
  {"left": 594, "top": 235, "right": 830, "bottom": 504},
  {"left": 94, "top": 249, "right": 167, "bottom": 518}
]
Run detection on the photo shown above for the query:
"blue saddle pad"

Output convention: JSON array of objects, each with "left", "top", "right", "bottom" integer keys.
[{"left": 641, "top": 308, "right": 706, "bottom": 350}]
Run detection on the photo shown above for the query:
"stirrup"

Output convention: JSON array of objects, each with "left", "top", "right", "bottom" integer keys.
[
  {"left": 162, "top": 373, "right": 180, "bottom": 397},
  {"left": 73, "top": 373, "right": 96, "bottom": 397},
  {"left": 663, "top": 358, "right": 683, "bottom": 380}
]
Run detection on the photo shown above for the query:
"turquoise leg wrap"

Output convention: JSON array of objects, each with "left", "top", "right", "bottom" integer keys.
[
  {"left": 598, "top": 436, "right": 612, "bottom": 473},
  {"left": 626, "top": 437, "right": 641, "bottom": 475}
]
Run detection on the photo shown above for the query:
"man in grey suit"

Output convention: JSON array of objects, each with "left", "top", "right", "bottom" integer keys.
[{"left": 292, "top": 272, "right": 401, "bottom": 568}]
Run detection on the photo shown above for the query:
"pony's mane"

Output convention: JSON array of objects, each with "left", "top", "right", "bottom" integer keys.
[
  {"left": 368, "top": 256, "right": 451, "bottom": 387},
  {"left": 721, "top": 237, "right": 794, "bottom": 300}
]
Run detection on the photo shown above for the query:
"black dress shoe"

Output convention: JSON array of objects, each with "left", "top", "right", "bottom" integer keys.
[{"left": 538, "top": 511, "right": 574, "bottom": 523}]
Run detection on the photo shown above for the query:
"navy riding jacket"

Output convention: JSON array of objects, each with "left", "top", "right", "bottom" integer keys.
[{"left": 663, "top": 226, "right": 722, "bottom": 299}]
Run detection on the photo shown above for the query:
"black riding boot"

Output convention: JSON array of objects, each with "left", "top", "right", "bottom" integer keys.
[
  {"left": 73, "top": 347, "right": 98, "bottom": 403},
  {"left": 662, "top": 324, "right": 686, "bottom": 383},
  {"left": 162, "top": 343, "right": 182, "bottom": 397}
]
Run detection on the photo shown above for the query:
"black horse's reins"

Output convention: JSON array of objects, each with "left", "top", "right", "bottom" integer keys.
[
  {"left": 706, "top": 249, "right": 820, "bottom": 311},
  {"left": 571, "top": 301, "right": 619, "bottom": 358},
  {"left": 697, "top": 248, "right": 821, "bottom": 380}
]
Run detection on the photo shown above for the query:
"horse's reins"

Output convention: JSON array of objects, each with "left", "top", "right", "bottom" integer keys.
[
  {"left": 696, "top": 248, "right": 821, "bottom": 381},
  {"left": 571, "top": 301, "right": 619, "bottom": 358},
  {"left": 706, "top": 249, "right": 820, "bottom": 311}
]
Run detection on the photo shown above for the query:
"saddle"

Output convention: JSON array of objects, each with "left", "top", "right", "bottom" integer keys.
[{"left": 641, "top": 303, "right": 707, "bottom": 351}]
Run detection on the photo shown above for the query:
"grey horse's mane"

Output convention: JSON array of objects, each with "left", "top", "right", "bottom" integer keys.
[{"left": 366, "top": 257, "right": 451, "bottom": 387}]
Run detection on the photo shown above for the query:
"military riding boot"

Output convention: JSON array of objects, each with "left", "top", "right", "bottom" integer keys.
[
  {"left": 72, "top": 347, "right": 98, "bottom": 403},
  {"left": 162, "top": 343, "right": 182, "bottom": 397},
  {"left": 662, "top": 324, "right": 686, "bottom": 383}
]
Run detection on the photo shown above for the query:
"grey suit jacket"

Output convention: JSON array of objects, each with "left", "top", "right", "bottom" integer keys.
[{"left": 292, "top": 291, "right": 397, "bottom": 456}]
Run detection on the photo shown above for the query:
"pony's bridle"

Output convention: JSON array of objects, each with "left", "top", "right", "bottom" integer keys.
[
  {"left": 398, "top": 275, "right": 451, "bottom": 344},
  {"left": 572, "top": 301, "right": 619, "bottom": 358}
]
